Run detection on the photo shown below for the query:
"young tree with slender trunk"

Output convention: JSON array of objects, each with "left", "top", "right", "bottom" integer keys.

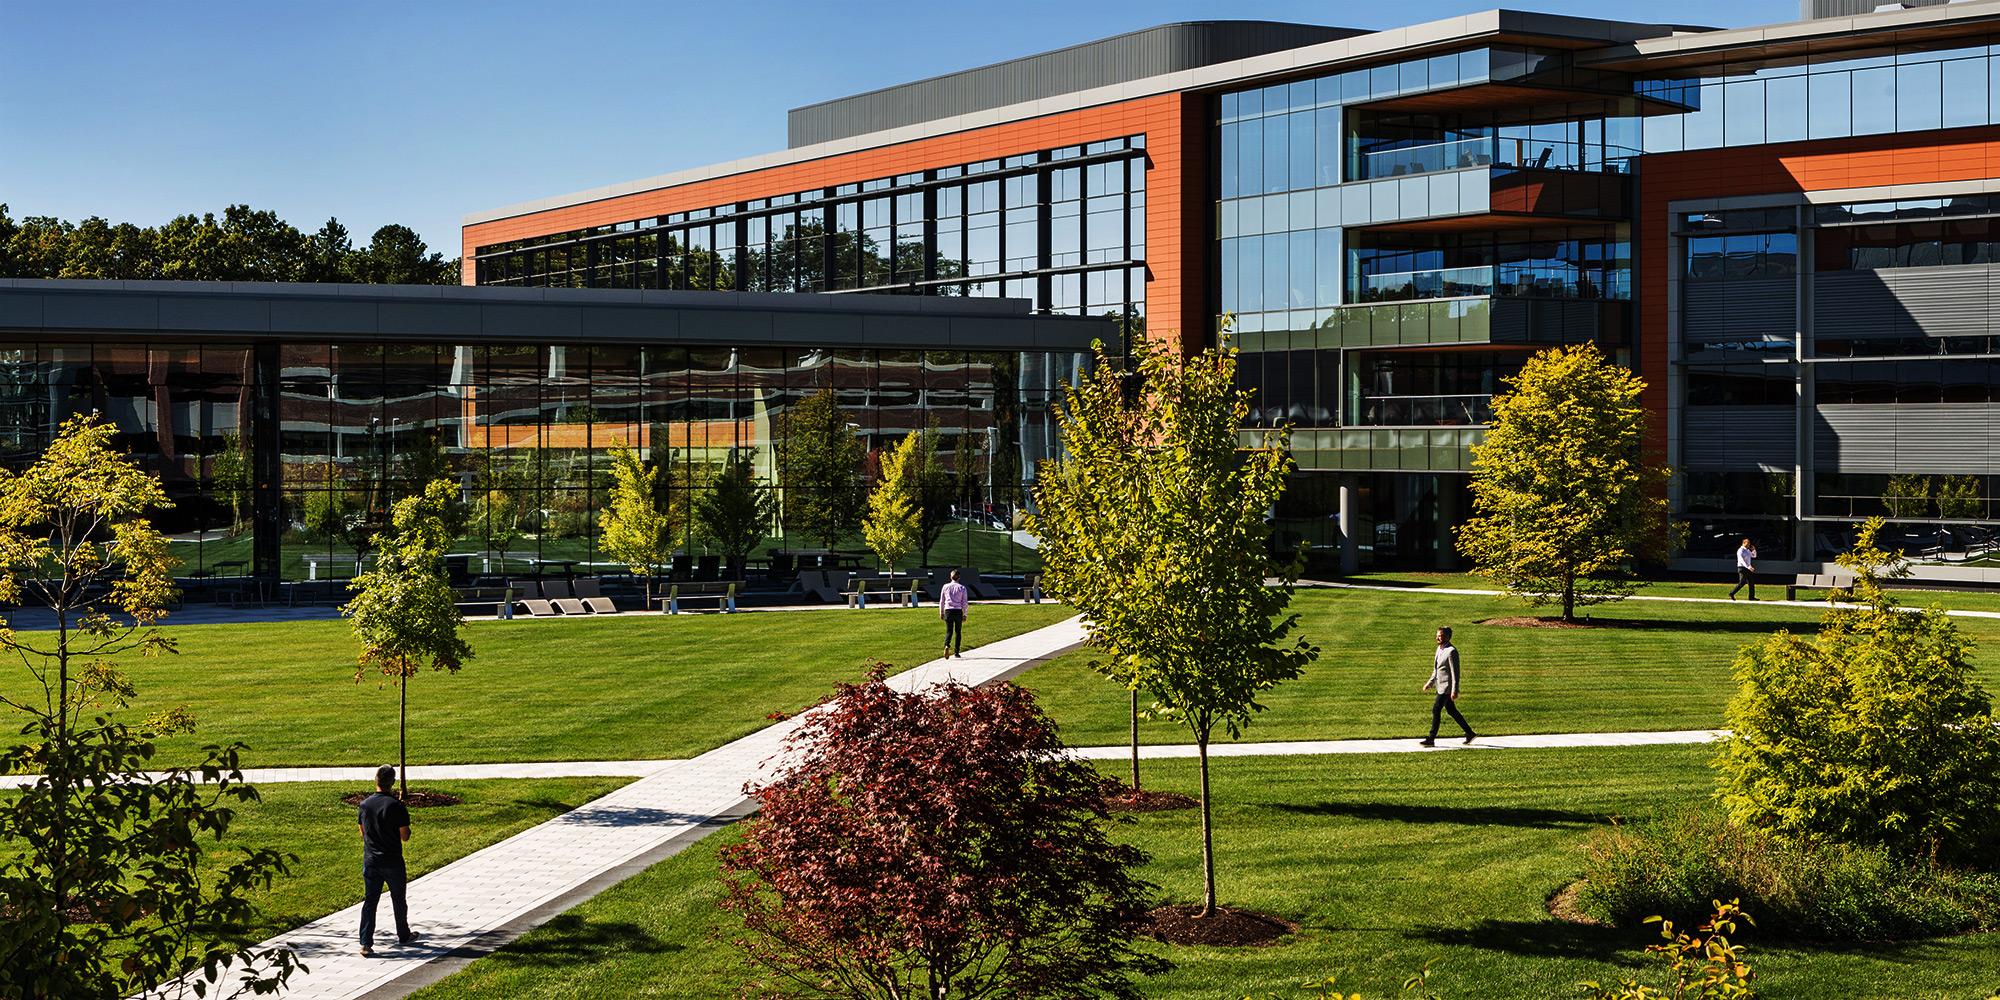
[
  {"left": 862, "top": 432, "right": 921, "bottom": 575},
  {"left": 599, "top": 445, "right": 673, "bottom": 598},
  {"left": 1456, "top": 343, "right": 1679, "bottom": 623},
  {"left": 0, "top": 415, "right": 299, "bottom": 998},
  {"left": 343, "top": 479, "right": 472, "bottom": 799},
  {"left": 1028, "top": 337, "right": 1317, "bottom": 918}
]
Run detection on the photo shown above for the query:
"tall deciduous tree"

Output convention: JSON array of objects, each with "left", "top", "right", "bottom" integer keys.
[
  {"left": 695, "top": 454, "right": 776, "bottom": 578},
  {"left": 0, "top": 415, "right": 299, "bottom": 999},
  {"left": 343, "top": 479, "right": 472, "bottom": 799},
  {"left": 1028, "top": 337, "right": 1317, "bottom": 918},
  {"left": 863, "top": 432, "right": 922, "bottom": 573},
  {"left": 720, "top": 671, "right": 1164, "bottom": 1000},
  {"left": 1715, "top": 517, "right": 2000, "bottom": 862},
  {"left": 911, "top": 425, "right": 960, "bottom": 566},
  {"left": 599, "top": 445, "right": 673, "bottom": 596},
  {"left": 211, "top": 430, "right": 251, "bottom": 533},
  {"left": 780, "top": 388, "right": 864, "bottom": 551},
  {"left": 1456, "top": 343, "right": 1679, "bottom": 623}
]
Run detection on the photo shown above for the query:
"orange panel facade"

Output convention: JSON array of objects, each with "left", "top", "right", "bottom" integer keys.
[
  {"left": 1636, "top": 125, "right": 2000, "bottom": 458},
  {"left": 463, "top": 93, "right": 1207, "bottom": 354}
]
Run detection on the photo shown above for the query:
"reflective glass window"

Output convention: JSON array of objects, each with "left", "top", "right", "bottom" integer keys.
[
  {"left": 1852, "top": 66, "right": 1896, "bottom": 134},
  {"left": 1809, "top": 70, "right": 1851, "bottom": 139},
  {"left": 1897, "top": 60, "right": 1943, "bottom": 131},
  {"left": 1766, "top": 74, "right": 1808, "bottom": 143}
]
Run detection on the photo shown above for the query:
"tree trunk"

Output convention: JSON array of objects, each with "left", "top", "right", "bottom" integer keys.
[
  {"left": 399, "top": 674, "right": 409, "bottom": 800},
  {"left": 1562, "top": 570, "right": 1576, "bottom": 623},
  {"left": 1129, "top": 689, "right": 1141, "bottom": 794},
  {"left": 1196, "top": 727, "right": 1217, "bottom": 918}
]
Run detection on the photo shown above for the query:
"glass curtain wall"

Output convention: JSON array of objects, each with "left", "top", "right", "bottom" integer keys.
[
  {"left": 473, "top": 139, "right": 1147, "bottom": 338},
  {"left": 0, "top": 341, "right": 1081, "bottom": 585}
]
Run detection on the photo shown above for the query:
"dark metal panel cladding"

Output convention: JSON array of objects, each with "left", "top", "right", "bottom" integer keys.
[
  {"left": 1803, "top": 0, "right": 1948, "bottom": 18},
  {"left": 1684, "top": 276, "right": 1795, "bottom": 345},
  {"left": 785, "top": 21, "right": 1362, "bottom": 147},
  {"left": 1814, "top": 265, "right": 1997, "bottom": 342},
  {"left": 1814, "top": 402, "right": 1999, "bottom": 474},
  {"left": 1682, "top": 405, "right": 1794, "bottom": 469}
]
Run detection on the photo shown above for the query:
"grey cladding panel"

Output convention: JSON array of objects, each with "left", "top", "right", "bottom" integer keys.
[
  {"left": 270, "top": 298, "right": 378, "bottom": 336},
  {"left": 157, "top": 295, "right": 272, "bottom": 333},
  {"left": 1813, "top": 265, "right": 1999, "bottom": 343},
  {"left": 785, "top": 22, "right": 1360, "bottom": 147},
  {"left": 43, "top": 292, "right": 157, "bottom": 331},
  {"left": 1815, "top": 403, "right": 2000, "bottom": 474},
  {"left": 378, "top": 301, "right": 481, "bottom": 338},
  {"left": 1684, "top": 277, "right": 1794, "bottom": 345},
  {"left": 1683, "top": 405, "right": 1793, "bottom": 470}
]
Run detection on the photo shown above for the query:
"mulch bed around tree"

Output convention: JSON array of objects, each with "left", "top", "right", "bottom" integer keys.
[
  {"left": 1135, "top": 903, "right": 1298, "bottom": 946},
  {"left": 1547, "top": 881, "right": 1605, "bottom": 926},
  {"left": 339, "top": 790, "right": 463, "bottom": 808},
  {"left": 1479, "top": 616, "right": 1598, "bottom": 629},
  {"left": 1097, "top": 779, "right": 1199, "bottom": 813},
  {"left": 2, "top": 898, "right": 153, "bottom": 924}
]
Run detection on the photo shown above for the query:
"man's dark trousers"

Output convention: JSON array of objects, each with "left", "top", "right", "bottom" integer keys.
[
  {"left": 1429, "top": 692, "right": 1472, "bottom": 741},
  {"left": 942, "top": 610, "right": 964, "bottom": 654},
  {"left": 360, "top": 864, "right": 411, "bottom": 947}
]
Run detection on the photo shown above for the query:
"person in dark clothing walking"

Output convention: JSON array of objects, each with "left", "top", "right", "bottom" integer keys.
[
  {"left": 1420, "top": 627, "right": 1475, "bottom": 747},
  {"left": 357, "top": 765, "right": 416, "bottom": 956},
  {"left": 1728, "top": 537, "right": 1758, "bottom": 601}
]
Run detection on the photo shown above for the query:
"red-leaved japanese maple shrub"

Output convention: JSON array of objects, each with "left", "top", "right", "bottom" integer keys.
[{"left": 720, "top": 670, "right": 1168, "bottom": 1000}]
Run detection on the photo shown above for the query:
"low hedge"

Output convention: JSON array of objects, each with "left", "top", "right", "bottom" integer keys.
[{"left": 1576, "top": 808, "right": 2000, "bottom": 942}]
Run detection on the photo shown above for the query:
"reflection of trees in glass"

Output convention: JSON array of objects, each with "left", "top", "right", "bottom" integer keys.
[
  {"left": 696, "top": 454, "right": 777, "bottom": 576},
  {"left": 211, "top": 431, "right": 250, "bottom": 532},
  {"left": 1882, "top": 474, "right": 1933, "bottom": 520},
  {"left": 599, "top": 445, "right": 672, "bottom": 587},
  {"left": 779, "top": 388, "right": 864, "bottom": 550},
  {"left": 1936, "top": 475, "right": 1984, "bottom": 521}
]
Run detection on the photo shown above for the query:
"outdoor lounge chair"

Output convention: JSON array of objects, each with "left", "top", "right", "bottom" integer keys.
[
  {"left": 959, "top": 567, "right": 1001, "bottom": 600},
  {"left": 572, "top": 577, "right": 620, "bottom": 614},
  {"left": 791, "top": 569, "right": 827, "bottom": 598},
  {"left": 509, "top": 580, "right": 558, "bottom": 617},
  {"left": 542, "top": 578, "right": 589, "bottom": 615}
]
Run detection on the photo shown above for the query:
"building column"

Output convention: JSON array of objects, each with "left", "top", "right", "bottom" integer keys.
[
  {"left": 250, "top": 343, "right": 282, "bottom": 587},
  {"left": 1434, "top": 475, "right": 1458, "bottom": 570},
  {"left": 1336, "top": 474, "right": 1360, "bottom": 575}
]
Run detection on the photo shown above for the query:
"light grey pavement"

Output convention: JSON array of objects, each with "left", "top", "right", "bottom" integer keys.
[
  {"left": 140, "top": 615, "right": 1088, "bottom": 1000},
  {"left": 1312, "top": 580, "right": 2000, "bottom": 619}
]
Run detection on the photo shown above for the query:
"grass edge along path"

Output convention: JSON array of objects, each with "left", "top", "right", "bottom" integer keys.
[
  {"left": 0, "top": 603, "right": 1075, "bottom": 769},
  {"left": 405, "top": 746, "right": 2000, "bottom": 1000}
]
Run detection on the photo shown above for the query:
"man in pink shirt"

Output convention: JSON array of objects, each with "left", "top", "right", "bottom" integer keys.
[{"left": 939, "top": 569, "right": 970, "bottom": 658}]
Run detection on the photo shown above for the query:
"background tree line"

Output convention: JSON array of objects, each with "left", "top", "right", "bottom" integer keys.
[{"left": 0, "top": 202, "right": 457, "bottom": 284}]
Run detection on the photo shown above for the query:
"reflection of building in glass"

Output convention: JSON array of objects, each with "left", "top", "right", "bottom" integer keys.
[
  {"left": 0, "top": 284, "right": 1100, "bottom": 586},
  {"left": 460, "top": 7, "right": 2000, "bottom": 582}
]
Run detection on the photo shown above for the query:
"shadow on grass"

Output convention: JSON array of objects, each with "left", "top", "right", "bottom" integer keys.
[
  {"left": 1525, "top": 616, "right": 1819, "bottom": 635},
  {"left": 480, "top": 914, "right": 681, "bottom": 968},
  {"left": 1267, "top": 801, "right": 1604, "bottom": 830},
  {"left": 1411, "top": 917, "right": 1635, "bottom": 962}
]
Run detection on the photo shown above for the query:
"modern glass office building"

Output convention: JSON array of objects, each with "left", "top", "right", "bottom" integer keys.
[
  {"left": 0, "top": 281, "right": 1102, "bottom": 587},
  {"left": 464, "top": 5, "right": 2000, "bottom": 583}
]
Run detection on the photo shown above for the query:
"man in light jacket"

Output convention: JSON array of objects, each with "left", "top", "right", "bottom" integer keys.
[
  {"left": 939, "top": 569, "right": 969, "bottom": 658},
  {"left": 1420, "top": 626, "right": 1475, "bottom": 747}
]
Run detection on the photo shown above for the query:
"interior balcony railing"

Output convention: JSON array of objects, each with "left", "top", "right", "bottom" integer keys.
[
  {"left": 1348, "top": 263, "right": 1630, "bottom": 303},
  {"left": 1355, "top": 392, "right": 1493, "bottom": 427},
  {"left": 1353, "top": 136, "right": 1642, "bottom": 181}
]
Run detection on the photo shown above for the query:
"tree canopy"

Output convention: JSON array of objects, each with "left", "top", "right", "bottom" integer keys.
[
  {"left": 696, "top": 454, "right": 778, "bottom": 576},
  {"left": 0, "top": 202, "right": 458, "bottom": 284},
  {"left": 1028, "top": 336, "right": 1317, "bottom": 917},
  {"left": 1456, "top": 343, "right": 1679, "bottom": 622},
  {"left": 862, "top": 432, "right": 923, "bottom": 572}
]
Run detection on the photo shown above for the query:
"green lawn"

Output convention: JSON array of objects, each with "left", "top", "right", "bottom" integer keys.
[
  {"left": 1018, "top": 588, "right": 2000, "bottom": 747},
  {"left": 406, "top": 748, "right": 2000, "bottom": 1000},
  {"left": 1343, "top": 568, "right": 2000, "bottom": 613},
  {"left": 0, "top": 604, "right": 1073, "bottom": 768},
  {"left": 220, "top": 777, "right": 631, "bottom": 945}
]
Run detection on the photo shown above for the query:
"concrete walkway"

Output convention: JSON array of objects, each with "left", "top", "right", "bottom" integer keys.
[
  {"left": 1314, "top": 580, "right": 2000, "bottom": 619},
  {"left": 143, "top": 616, "right": 1088, "bottom": 1000}
]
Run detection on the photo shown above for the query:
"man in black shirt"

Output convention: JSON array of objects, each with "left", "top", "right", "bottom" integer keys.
[{"left": 356, "top": 765, "right": 415, "bottom": 956}]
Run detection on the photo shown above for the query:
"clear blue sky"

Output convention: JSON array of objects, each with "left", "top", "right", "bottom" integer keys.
[{"left": 3, "top": 0, "right": 1796, "bottom": 257}]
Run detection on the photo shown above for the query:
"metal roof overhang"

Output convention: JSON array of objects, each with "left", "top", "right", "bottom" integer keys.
[{"left": 0, "top": 280, "right": 1112, "bottom": 354}]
